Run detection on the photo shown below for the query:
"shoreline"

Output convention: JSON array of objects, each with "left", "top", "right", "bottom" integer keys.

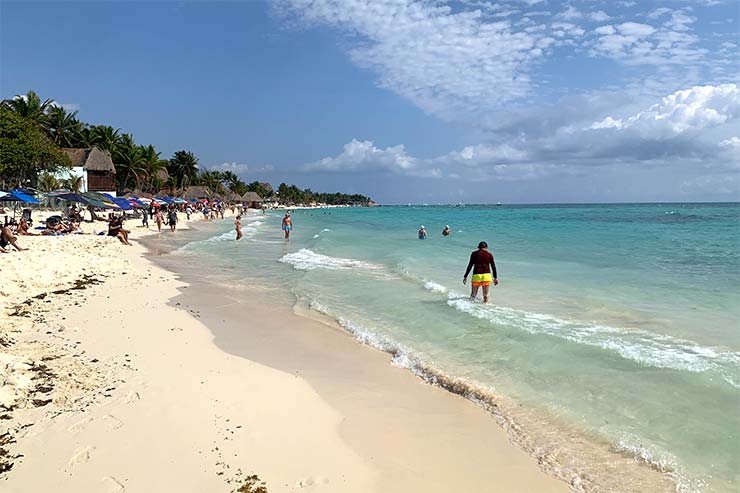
[
  {"left": 1, "top": 212, "right": 568, "bottom": 492},
  {"left": 149, "top": 218, "right": 679, "bottom": 493}
]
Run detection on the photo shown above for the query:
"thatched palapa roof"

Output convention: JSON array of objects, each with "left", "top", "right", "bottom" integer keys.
[
  {"left": 62, "top": 147, "right": 115, "bottom": 173},
  {"left": 183, "top": 186, "right": 212, "bottom": 199},
  {"left": 258, "top": 182, "right": 273, "bottom": 194},
  {"left": 156, "top": 169, "right": 170, "bottom": 181},
  {"left": 241, "top": 191, "right": 263, "bottom": 203}
]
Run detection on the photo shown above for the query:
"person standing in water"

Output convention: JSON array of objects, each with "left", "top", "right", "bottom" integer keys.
[
  {"left": 235, "top": 215, "right": 243, "bottom": 241},
  {"left": 463, "top": 241, "right": 498, "bottom": 303},
  {"left": 418, "top": 225, "right": 427, "bottom": 239},
  {"left": 282, "top": 211, "right": 293, "bottom": 239},
  {"left": 442, "top": 225, "right": 451, "bottom": 237}
]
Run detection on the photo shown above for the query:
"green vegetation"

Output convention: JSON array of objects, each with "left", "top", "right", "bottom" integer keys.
[
  {"left": 276, "top": 182, "right": 371, "bottom": 206},
  {"left": 1, "top": 90, "right": 373, "bottom": 205}
]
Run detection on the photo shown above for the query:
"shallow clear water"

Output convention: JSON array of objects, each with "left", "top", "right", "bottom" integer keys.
[{"left": 175, "top": 204, "right": 740, "bottom": 491}]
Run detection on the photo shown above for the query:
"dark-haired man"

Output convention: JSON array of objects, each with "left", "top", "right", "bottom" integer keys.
[{"left": 463, "top": 241, "right": 498, "bottom": 303}]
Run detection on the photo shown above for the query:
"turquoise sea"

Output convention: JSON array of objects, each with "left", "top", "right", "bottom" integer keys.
[{"left": 175, "top": 203, "right": 740, "bottom": 492}]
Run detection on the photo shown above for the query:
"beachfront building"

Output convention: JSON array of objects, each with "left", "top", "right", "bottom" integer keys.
[
  {"left": 59, "top": 147, "right": 117, "bottom": 195},
  {"left": 241, "top": 191, "right": 263, "bottom": 209}
]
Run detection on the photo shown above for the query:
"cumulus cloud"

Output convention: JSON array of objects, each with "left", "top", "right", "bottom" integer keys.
[
  {"left": 588, "top": 84, "right": 740, "bottom": 136},
  {"left": 304, "top": 84, "right": 740, "bottom": 182}
]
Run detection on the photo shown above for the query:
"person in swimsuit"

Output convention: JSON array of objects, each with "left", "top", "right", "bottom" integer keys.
[
  {"left": 463, "top": 241, "right": 498, "bottom": 303},
  {"left": 235, "top": 215, "right": 243, "bottom": 240},
  {"left": 108, "top": 216, "right": 131, "bottom": 245},
  {"left": 0, "top": 225, "right": 28, "bottom": 252},
  {"left": 282, "top": 211, "right": 292, "bottom": 239},
  {"left": 442, "top": 225, "right": 451, "bottom": 237},
  {"left": 154, "top": 208, "right": 163, "bottom": 232},
  {"left": 418, "top": 225, "right": 427, "bottom": 239}
]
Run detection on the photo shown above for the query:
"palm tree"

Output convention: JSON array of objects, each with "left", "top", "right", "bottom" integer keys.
[
  {"left": 168, "top": 150, "right": 199, "bottom": 192},
  {"left": 60, "top": 174, "right": 84, "bottom": 193},
  {"left": 89, "top": 125, "right": 121, "bottom": 152},
  {"left": 37, "top": 172, "right": 60, "bottom": 193},
  {"left": 113, "top": 135, "right": 146, "bottom": 193},
  {"left": 139, "top": 144, "right": 166, "bottom": 192},
  {"left": 1, "top": 90, "right": 53, "bottom": 124},
  {"left": 196, "top": 170, "right": 224, "bottom": 195},
  {"left": 45, "top": 106, "right": 83, "bottom": 147}
]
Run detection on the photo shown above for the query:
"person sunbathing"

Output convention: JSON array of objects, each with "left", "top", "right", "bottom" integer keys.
[
  {"left": 17, "top": 217, "right": 38, "bottom": 236},
  {"left": 1, "top": 225, "right": 28, "bottom": 252}
]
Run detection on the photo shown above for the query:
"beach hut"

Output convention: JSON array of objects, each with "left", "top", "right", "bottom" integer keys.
[
  {"left": 182, "top": 186, "right": 212, "bottom": 200},
  {"left": 241, "top": 191, "right": 263, "bottom": 209},
  {"left": 61, "top": 147, "right": 116, "bottom": 194}
]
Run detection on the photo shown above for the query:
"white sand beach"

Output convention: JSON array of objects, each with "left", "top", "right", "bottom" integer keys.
[{"left": 1, "top": 211, "right": 568, "bottom": 492}]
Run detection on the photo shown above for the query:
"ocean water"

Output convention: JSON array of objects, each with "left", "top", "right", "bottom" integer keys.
[{"left": 174, "top": 204, "right": 740, "bottom": 491}]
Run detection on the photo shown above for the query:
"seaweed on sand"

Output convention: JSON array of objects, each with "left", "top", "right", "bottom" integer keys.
[{"left": 234, "top": 475, "right": 268, "bottom": 493}]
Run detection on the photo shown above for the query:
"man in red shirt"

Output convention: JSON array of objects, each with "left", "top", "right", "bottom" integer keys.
[{"left": 463, "top": 241, "right": 499, "bottom": 303}]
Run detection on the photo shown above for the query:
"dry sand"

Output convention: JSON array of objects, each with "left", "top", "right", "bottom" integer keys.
[{"left": 1, "top": 209, "right": 569, "bottom": 492}]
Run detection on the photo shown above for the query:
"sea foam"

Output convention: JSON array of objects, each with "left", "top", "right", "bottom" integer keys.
[
  {"left": 445, "top": 293, "right": 740, "bottom": 386},
  {"left": 279, "top": 248, "right": 384, "bottom": 272}
]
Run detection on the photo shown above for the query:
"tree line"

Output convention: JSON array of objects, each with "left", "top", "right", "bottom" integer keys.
[{"left": 0, "top": 90, "right": 373, "bottom": 205}]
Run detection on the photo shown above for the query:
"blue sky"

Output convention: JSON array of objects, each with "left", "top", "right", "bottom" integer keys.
[{"left": 2, "top": 0, "right": 738, "bottom": 204}]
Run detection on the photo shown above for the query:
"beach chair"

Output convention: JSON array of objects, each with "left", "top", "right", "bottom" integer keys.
[{"left": 22, "top": 208, "right": 32, "bottom": 226}]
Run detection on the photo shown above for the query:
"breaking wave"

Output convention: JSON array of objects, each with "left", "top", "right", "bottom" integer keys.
[{"left": 279, "top": 248, "right": 385, "bottom": 272}]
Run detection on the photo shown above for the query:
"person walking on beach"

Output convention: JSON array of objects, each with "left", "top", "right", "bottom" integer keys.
[
  {"left": 418, "top": 225, "right": 427, "bottom": 239},
  {"left": 442, "top": 225, "right": 451, "bottom": 237},
  {"left": 282, "top": 211, "right": 293, "bottom": 239},
  {"left": 235, "top": 215, "right": 243, "bottom": 241},
  {"left": 142, "top": 208, "right": 149, "bottom": 228},
  {"left": 154, "top": 208, "right": 163, "bottom": 232},
  {"left": 463, "top": 241, "right": 498, "bottom": 303},
  {"left": 168, "top": 207, "right": 178, "bottom": 232}
]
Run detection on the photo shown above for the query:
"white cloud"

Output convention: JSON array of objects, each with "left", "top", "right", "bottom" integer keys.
[
  {"left": 720, "top": 136, "right": 740, "bottom": 149},
  {"left": 589, "top": 17, "right": 705, "bottom": 65},
  {"left": 589, "top": 11, "right": 611, "bottom": 22},
  {"left": 211, "top": 162, "right": 275, "bottom": 176},
  {"left": 588, "top": 84, "right": 740, "bottom": 136},
  {"left": 305, "top": 84, "right": 740, "bottom": 183},
  {"left": 304, "top": 139, "right": 424, "bottom": 174},
  {"left": 273, "top": 0, "right": 568, "bottom": 118}
]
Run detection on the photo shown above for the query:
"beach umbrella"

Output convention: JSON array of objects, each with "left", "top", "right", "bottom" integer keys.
[
  {"left": 103, "top": 193, "right": 133, "bottom": 211},
  {"left": 128, "top": 198, "right": 146, "bottom": 208},
  {"left": 174, "top": 198, "right": 188, "bottom": 204},
  {"left": 80, "top": 192, "right": 120, "bottom": 209},
  {"left": 47, "top": 190, "right": 86, "bottom": 203},
  {"left": 0, "top": 189, "right": 40, "bottom": 204}
]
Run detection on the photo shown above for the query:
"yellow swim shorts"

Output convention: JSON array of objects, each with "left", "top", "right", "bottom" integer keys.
[{"left": 471, "top": 273, "right": 492, "bottom": 287}]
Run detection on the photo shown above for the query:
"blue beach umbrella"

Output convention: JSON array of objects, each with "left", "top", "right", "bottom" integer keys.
[
  {"left": 103, "top": 193, "right": 133, "bottom": 211},
  {"left": 0, "top": 189, "right": 40, "bottom": 204},
  {"left": 47, "top": 190, "right": 85, "bottom": 203}
]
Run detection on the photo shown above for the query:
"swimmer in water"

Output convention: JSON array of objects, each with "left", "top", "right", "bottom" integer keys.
[
  {"left": 235, "top": 215, "right": 243, "bottom": 240},
  {"left": 442, "top": 225, "right": 451, "bottom": 237},
  {"left": 463, "top": 241, "right": 499, "bottom": 303},
  {"left": 418, "top": 225, "right": 427, "bottom": 239}
]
